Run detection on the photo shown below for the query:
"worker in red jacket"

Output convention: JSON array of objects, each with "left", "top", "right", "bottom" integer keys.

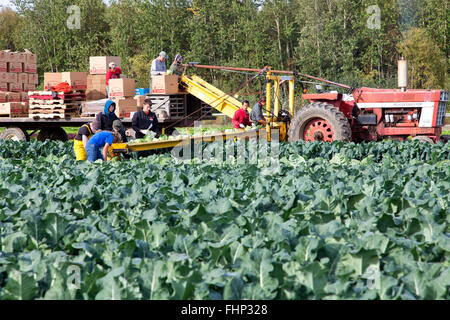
[
  {"left": 232, "top": 100, "right": 252, "bottom": 129},
  {"left": 106, "top": 62, "right": 122, "bottom": 97}
]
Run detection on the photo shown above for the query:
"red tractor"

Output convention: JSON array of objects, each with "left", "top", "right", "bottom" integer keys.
[
  {"left": 290, "top": 87, "right": 448, "bottom": 143},
  {"left": 288, "top": 59, "right": 448, "bottom": 143}
]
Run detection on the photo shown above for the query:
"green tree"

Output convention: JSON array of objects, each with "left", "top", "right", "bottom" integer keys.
[
  {"left": 0, "top": 7, "right": 22, "bottom": 50},
  {"left": 13, "top": 0, "right": 109, "bottom": 73},
  {"left": 397, "top": 27, "right": 446, "bottom": 89}
]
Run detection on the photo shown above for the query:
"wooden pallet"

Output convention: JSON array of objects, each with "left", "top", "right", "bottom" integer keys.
[
  {"left": 29, "top": 104, "right": 80, "bottom": 110},
  {"left": 29, "top": 98, "right": 65, "bottom": 105}
]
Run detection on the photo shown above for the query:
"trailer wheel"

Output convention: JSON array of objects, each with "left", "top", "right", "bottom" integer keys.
[
  {"left": 412, "top": 136, "right": 434, "bottom": 144},
  {"left": 288, "top": 102, "right": 352, "bottom": 142},
  {"left": 0, "top": 127, "right": 28, "bottom": 141},
  {"left": 37, "top": 127, "right": 68, "bottom": 142}
]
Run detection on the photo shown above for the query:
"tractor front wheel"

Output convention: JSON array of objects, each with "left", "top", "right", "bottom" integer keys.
[{"left": 288, "top": 102, "right": 352, "bottom": 142}]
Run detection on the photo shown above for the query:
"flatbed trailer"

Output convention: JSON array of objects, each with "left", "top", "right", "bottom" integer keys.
[{"left": 0, "top": 91, "right": 216, "bottom": 141}]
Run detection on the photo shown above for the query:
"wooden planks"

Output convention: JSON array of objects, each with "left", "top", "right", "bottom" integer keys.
[{"left": 28, "top": 90, "right": 84, "bottom": 119}]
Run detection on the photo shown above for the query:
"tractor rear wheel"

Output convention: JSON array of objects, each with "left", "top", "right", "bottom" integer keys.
[
  {"left": 288, "top": 102, "right": 352, "bottom": 142},
  {"left": 37, "top": 127, "right": 68, "bottom": 142}
]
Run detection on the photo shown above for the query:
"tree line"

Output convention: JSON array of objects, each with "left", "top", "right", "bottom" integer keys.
[{"left": 0, "top": 0, "right": 448, "bottom": 95}]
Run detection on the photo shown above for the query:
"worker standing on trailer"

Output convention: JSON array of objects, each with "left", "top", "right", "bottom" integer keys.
[
  {"left": 232, "top": 100, "right": 252, "bottom": 129},
  {"left": 250, "top": 96, "right": 268, "bottom": 126},
  {"left": 150, "top": 51, "right": 168, "bottom": 89},
  {"left": 132, "top": 98, "right": 160, "bottom": 139},
  {"left": 85, "top": 120, "right": 122, "bottom": 162},
  {"left": 73, "top": 121, "right": 100, "bottom": 161},
  {"left": 105, "top": 62, "right": 122, "bottom": 98},
  {"left": 167, "top": 54, "right": 183, "bottom": 76},
  {"left": 95, "top": 100, "right": 127, "bottom": 142}
]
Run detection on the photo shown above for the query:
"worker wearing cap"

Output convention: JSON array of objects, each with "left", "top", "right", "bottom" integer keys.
[
  {"left": 95, "top": 100, "right": 127, "bottom": 142},
  {"left": 106, "top": 62, "right": 122, "bottom": 98},
  {"left": 232, "top": 100, "right": 252, "bottom": 129},
  {"left": 250, "top": 96, "right": 268, "bottom": 126},
  {"left": 150, "top": 51, "right": 169, "bottom": 88},
  {"left": 167, "top": 54, "right": 183, "bottom": 76},
  {"left": 132, "top": 98, "right": 160, "bottom": 139},
  {"left": 85, "top": 120, "right": 122, "bottom": 162},
  {"left": 73, "top": 121, "right": 100, "bottom": 161},
  {"left": 151, "top": 51, "right": 169, "bottom": 76}
]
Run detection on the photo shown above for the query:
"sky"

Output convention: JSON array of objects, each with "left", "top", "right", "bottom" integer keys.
[{"left": 0, "top": 0, "right": 13, "bottom": 8}]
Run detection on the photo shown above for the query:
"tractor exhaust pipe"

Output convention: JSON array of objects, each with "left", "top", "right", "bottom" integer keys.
[{"left": 398, "top": 58, "right": 408, "bottom": 92}]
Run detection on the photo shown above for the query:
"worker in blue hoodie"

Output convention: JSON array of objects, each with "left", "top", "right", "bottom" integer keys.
[{"left": 94, "top": 100, "right": 127, "bottom": 142}]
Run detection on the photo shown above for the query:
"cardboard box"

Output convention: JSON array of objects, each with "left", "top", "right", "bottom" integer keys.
[
  {"left": 0, "top": 102, "right": 26, "bottom": 116},
  {"left": 43, "top": 73, "right": 61, "bottom": 89},
  {"left": 61, "top": 72, "right": 87, "bottom": 90},
  {"left": 25, "top": 63, "right": 37, "bottom": 73},
  {"left": 16, "top": 52, "right": 26, "bottom": 63},
  {"left": 20, "top": 92, "right": 29, "bottom": 102},
  {"left": 28, "top": 73, "right": 39, "bottom": 85},
  {"left": 151, "top": 75, "right": 179, "bottom": 94},
  {"left": 0, "top": 92, "right": 6, "bottom": 103},
  {"left": 112, "top": 97, "right": 138, "bottom": 118},
  {"left": 0, "top": 82, "right": 7, "bottom": 91},
  {"left": 89, "top": 56, "right": 121, "bottom": 74},
  {"left": 0, "top": 51, "right": 7, "bottom": 62},
  {"left": 8, "top": 62, "right": 23, "bottom": 73},
  {"left": 134, "top": 95, "right": 146, "bottom": 107},
  {"left": 108, "top": 78, "right": 135, "bottom": 98},
  {"left": 0, "top": 62, "right": 7, "bottom": 72},
  {"left": 17, "top": 73, "right": 28, "bottom": 84},
  {"left": 6, "top": 92, "right": 20, "bottom": 102},
  {"left": 9, "top": 83, "right": 23, "bottom": 92},
  {"left": 88, "top": 74, "right": 106, "bottom": 83},
  {"left": 5, "top": 51, "right": 17, "bottom": 63},
  {"left": 23, "top": 84, "right": 36, "bottom": 92},
  {"left": 25, "top": 52, "right": 37, "bottom": 64},
  {"left": 7, "top": 73, "right": 17, "bottom": 83},
  {"left": 0, "top": 72, "right": 7, "bottom": 82}
]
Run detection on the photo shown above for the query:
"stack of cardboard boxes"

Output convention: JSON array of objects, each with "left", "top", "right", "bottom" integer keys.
[
  {"left": 0, "top": 50, "right": 37, "bottom": 116},
  {"left": 87, "top": 56, "right": 122, "bottom": 100},
  {"left": 109, "top": 78, "right": 138, "bottom": 118}
]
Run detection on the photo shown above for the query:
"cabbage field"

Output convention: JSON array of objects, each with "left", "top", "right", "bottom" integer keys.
[{"left": 0, "top": 139, "right": 449, "bottom": 300}]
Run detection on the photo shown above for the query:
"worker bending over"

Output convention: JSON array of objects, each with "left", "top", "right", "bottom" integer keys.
[
  {"left": 85, "top": 120, "right": 122, "bottom": 162},
  {"left": 250, "top": 96, "right": 268, "bottom": 126},
  {"left": 95, "top": 100, "right": 127, "bottom": 142},
  {"left": 73, "top": 121, "right": 100, "bottom": 161},
  {"left": 132, "top": 98, "right": 160, "bottom": 138},
  {"left": 232, "top": 100, "right": 252, "bottom": 129}
]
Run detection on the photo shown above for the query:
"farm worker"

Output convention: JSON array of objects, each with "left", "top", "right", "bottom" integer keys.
[
  {"left": 132, "top": 98, "right": 160, "bottom": 139},
  {"left": 105, "top": 62, "right": 122, "bottom": 98},
  {"left": 250, "top": 96, "right": 268, "bottom": 126},
  {"left": 73, "top": 121, "right": 100, "bottom": 161},
  {"left": 85, "top": 120, "right": 122, "bottom": 162},
  {"left": 232, "top": 100, "right": 252, "bottom": 129},
  {"left": 150, "top": 51, "right": 169, "bottom": 76},
  {"left": 149, "top": 51, "right": 169, "bottom": 88},
  {"left": 167, "top": 54, "right": 183, "bottom": 76},
  {"left": 95, "top": 100, "right": 127, "bottom": 142}
]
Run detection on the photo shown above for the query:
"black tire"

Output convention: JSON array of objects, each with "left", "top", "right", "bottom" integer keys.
[
  {"left": 288, "top": 102, "right": 352, "bottom": 142},
  {"left": 0, "top": 127, "right": 28, "bottom": 141},
  {"left": 412, "top": 136, "right": 434, "bottom": 144},
  {"left": 37, "top": 127, "right": 68, "bottom": 142}
]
